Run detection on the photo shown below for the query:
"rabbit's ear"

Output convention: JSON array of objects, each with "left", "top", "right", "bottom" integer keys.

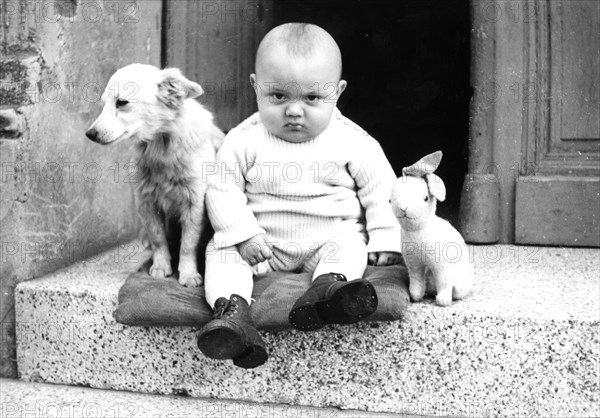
[
  {"left": 425, "top": 173, "right": 446, "bottom": 202},
  {"left": 402, "top": 151, "right": 443, "bottom": 177}
]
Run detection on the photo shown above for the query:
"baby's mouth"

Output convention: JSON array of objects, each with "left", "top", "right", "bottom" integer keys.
[{"left": 284, "top": 123, "right": 303, "bottom": 129}]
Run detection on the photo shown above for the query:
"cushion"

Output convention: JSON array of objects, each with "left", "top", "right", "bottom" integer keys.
[{"left": 114, "top": 260, "right": 410, "bottom": 330}]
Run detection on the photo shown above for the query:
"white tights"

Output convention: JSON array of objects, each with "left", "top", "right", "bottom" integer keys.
[{"left": 204, "top": 232, "right": 368, "bottom": 308}]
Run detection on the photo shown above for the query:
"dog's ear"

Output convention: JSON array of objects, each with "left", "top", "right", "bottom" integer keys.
[{"left": 158, "top": 68, "right": 204, "bottom": 108}]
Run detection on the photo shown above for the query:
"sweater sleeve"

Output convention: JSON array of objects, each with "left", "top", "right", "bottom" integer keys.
[
  {"left": 349, "top": 134, "right": 402, "bottom": 254},
  {"left": 206, "top": 129, "right": 265, "bottom": 248}
]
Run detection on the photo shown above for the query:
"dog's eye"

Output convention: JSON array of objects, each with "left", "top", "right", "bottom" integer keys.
[
  {"left": 116, "top": 99, "right": 129, "bottom": 108},
  {"left": 424, "top": 196, "right": 429, "bottom": 202}
]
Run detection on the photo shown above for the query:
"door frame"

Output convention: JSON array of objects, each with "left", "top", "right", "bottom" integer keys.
[{"left": 460, "top": 0, "right": 599, "bottom": 247}]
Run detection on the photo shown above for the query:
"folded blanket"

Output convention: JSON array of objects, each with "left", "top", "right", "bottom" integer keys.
[{"left": 114, "top": 262, "right": 409, "bottom": 330}]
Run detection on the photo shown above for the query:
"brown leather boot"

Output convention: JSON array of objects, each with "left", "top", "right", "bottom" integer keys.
[
  {"left": 288, "top": 273, "right": 378, "bottom": 331},
  {"left": 197, "top": 294, "right": 268, "bottom": 369}
]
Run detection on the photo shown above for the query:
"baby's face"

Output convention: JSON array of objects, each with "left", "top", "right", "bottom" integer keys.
[{"left": 251, "top": 47, "right": 346, "bottom": 143}]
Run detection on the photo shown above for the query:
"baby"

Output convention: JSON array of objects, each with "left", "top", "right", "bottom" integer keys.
[{"left": 197, "top": 23, "right": 401, "bottom": 368}]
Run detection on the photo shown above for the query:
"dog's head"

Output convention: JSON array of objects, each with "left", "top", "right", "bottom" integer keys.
[{"left": 85, "top": 64, "right": 203, "bottom": 145}]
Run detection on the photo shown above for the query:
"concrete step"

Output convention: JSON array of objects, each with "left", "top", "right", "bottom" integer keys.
[
  {"left": 0, "top": 377, "right": 404, "bottom": 418},
  {"left": 14, "top": 242, "right": 600, "bottom": 417}
]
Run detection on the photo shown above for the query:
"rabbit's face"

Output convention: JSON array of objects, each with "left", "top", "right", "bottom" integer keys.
[{"left": 391, "top": 176, "right": 436, "bottom": 229}]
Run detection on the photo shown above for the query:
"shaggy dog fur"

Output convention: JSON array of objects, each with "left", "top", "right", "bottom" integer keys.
[{"left": 86, "top": 63, "right": 224, "bottom": 287}]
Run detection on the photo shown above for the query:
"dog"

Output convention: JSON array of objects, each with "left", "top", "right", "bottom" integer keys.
[{"left": 86, "top": 63, "right": 224, "bottom": 287}]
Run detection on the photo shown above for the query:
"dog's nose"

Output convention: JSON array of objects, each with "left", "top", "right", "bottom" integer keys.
[{"left": 85, "top": 127, "right": 98, "bottom": 141}]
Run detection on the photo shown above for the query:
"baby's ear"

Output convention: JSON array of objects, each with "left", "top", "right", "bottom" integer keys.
[
  {"left": 425, "top": 173, "right": 446, "bottom": 202},
  {"left": 158, "top": 68, "right": 203, "bottom": 108},
  {"left": 249, "top": 74, "right": 260, "bottom": 97}
]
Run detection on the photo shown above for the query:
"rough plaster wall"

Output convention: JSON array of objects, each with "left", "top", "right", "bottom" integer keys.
[{"left": 0, "top": 0, "right": 161, "bottom": 377}]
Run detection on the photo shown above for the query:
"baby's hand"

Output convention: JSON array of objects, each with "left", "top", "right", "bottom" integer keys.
[
  {"left": 238, "top": 234, "right": 272, "bottom": 266},
  {"left": 368, "top": 251, "right": 404, "bottom": 266}
]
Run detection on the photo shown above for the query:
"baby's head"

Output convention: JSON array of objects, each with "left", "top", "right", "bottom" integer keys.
[{"left": 250, "top": 23, "right": 347, "bottom": 143}]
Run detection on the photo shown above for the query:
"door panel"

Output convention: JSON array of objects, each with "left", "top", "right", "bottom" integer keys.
[
  {"left": 516, "top": 177, "right": 600, "bottom": 246},
  {"left": 558, "top": 1, "right": 600, "bottom": 142},
  {"left": 544, "top": 0, "right": 599, "bottom": 174},
  {"left": 516, "top": 0, "right": 599, "bottom": 246}
]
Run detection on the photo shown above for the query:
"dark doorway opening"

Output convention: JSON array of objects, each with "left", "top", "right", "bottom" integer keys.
[{"left": 273, "top": 0, "right": 471, "bottom": 224}]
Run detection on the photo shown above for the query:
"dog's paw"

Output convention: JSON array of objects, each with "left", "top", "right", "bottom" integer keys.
[
  {"left": 409, "top": 293, "right": 424, "bottom": 303},
  {"left": 408, "top": 284, "right": 425, "bottom": 303},
  {"left": 435, "top": 293, "right": 452, "bottom": 307},
  {"left": 179, "top": 272, "right": 203, "bottom": 287},
  {"left": 150, "top": 263, "right": 173, "bottom": 279}
]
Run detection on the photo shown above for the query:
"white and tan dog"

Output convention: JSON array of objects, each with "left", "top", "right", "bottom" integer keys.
[{"left": 86, "top": 63, "right": 224, "bottom": 287}]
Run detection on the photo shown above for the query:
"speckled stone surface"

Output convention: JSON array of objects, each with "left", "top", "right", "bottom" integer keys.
[
  {"left": 15, "top": 243, "right": 600, "bottom": 417},
  {"left": 1, "top": 378, "right": 401, "bottom": 418}
]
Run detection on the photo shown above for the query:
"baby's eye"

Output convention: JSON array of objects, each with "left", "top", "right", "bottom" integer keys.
[
  {"left": 272, "top": 93, "right": 285, "bottom": 101},
  {"left": 116, "top": 99, "right": 129, "bottom": 108},
  {"left": 305, "top": 94, "right": 319, "bottom": 102}
]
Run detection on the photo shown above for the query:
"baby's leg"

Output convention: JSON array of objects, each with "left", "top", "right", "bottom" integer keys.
[
  {"left": 289, "top": 233, "right": 375, "bottom": 331},
  {"left": 307, "top": 232, "right": 368, "bottom": 281},
  {"left": 204, "top": 240, "right": 254, "bottom": 308},
  {"left": 198, "top": 238, "right": 267, "bottom": 369}
]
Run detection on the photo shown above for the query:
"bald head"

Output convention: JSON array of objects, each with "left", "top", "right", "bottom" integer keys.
[{"left": 255, "top": 23, "right": 343, "bottom": 80}]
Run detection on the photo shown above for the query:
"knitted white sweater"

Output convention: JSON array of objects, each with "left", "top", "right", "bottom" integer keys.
[{"left": 206, "top": 109, "right": 401, "bottom": 254}]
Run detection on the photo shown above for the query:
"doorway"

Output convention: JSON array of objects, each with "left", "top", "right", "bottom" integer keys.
[
  {"left": 164, "top": 0, "right": 471, "bottom": 225},
  {"left": 273, "top": 0, "right": 471, "bottom": 224}
]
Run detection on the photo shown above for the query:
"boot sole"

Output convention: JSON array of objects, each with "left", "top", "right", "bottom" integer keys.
[
  {"left": 197, "top": 324, "right": 245, "bottom": 360},
  {"left": 233, "top": 344, "right": 269, "bottom": 369},
  {"left": 232, "top": 322, "right": 268, "bottom": 369},
  {"left": 197, "top": 321, "right": 269, "bottom": 368},
  {"left": 289, "top": 280, "right": 378, "bottom": 331}
]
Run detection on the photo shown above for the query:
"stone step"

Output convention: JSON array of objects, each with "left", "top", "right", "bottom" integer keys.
[
  {"left": 0, "top": 377, "right": 403, "bottom": 418},
  {"left": 14, "top": 242, "right": 600, "bottom": 417}
]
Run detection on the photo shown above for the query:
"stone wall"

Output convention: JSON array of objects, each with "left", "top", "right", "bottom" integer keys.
[{"left": 0, "top": 0, "right": 161, "bottom": 377}]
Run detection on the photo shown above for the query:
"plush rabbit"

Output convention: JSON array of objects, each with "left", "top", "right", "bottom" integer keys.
[{"left": 391, "top": 151, "right": 473, "bottom": 306}]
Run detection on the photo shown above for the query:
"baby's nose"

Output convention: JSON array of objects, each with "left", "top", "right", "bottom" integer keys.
[{"left": 285, "top": 102, "right": 303, "bottom": 117}]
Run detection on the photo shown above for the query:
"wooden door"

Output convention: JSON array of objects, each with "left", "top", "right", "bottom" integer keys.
[
  {"left": 163, "top": 0, "right": 273, "bottom": 131},
  {"left": 516, "top": 0, "right": 600, "bottom": 247}
]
